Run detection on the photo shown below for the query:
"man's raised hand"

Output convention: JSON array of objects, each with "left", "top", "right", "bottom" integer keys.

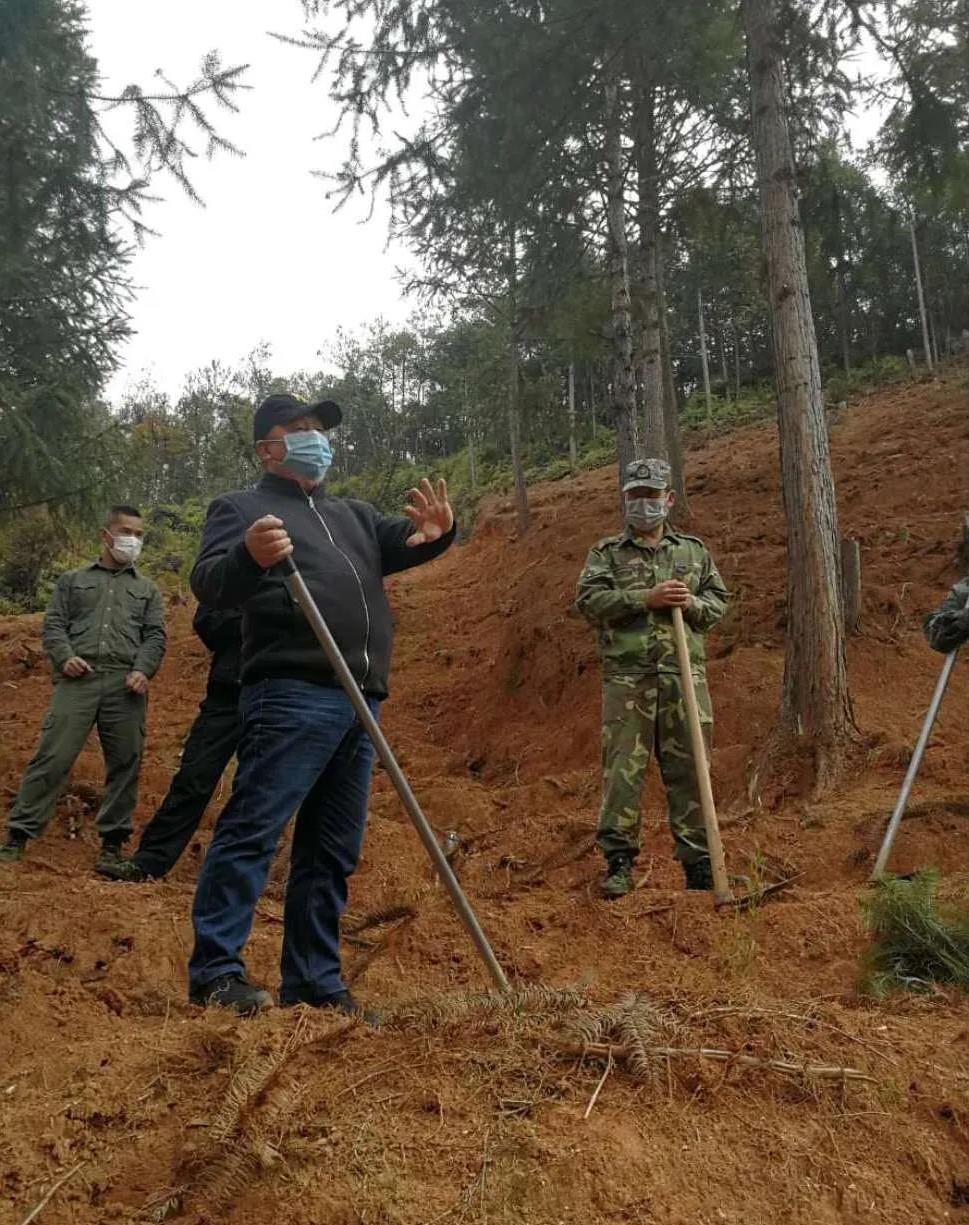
[
  {"left": 245, "top": 515, "right": 293, "bottom": 569},
  {"left": 404, "top": 478, "right": 454, "bottom": 547}
]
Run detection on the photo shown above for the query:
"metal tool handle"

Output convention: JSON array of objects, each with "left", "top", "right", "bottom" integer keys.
[
  {"left": 277, "top": 556, "right": 510, "bottom": 992},
  {"left": 670, "top": 606, "right": 733, "bottom": 907},
  {"left": 869, "top": 646, "right": 960, "bottom": 880}
]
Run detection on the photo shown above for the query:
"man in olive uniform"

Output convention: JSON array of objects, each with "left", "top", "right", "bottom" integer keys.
[
  {"left": 923, "top": 577, "right": 969, "bottom": 653},
  {"left": 575, "top": 459, "right": 728, "bottom": 898},
  {"left": 0, "top": 506, "right": 166, "bottom": 871}
]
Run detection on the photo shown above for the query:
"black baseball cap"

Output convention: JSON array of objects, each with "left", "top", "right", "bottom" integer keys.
[{"left": 253, "top": 393, "right": 342, "bottom": 442}]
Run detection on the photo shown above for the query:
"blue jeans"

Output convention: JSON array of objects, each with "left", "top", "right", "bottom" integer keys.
[{"left": 189, "top": 678, "right": 378, "bottom": 999}]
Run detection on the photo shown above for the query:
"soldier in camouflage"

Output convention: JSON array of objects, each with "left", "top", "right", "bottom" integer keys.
[
  {"left": 922, "top": 577, "right": 969, "bottom": 654},
  {"left": 575, "top": 459, "right": 729, "bottom": 898}
]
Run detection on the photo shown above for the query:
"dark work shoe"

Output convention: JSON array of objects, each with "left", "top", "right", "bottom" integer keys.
[
  {"left": 0, "top": 835, "right": 27, "bottom": 863},
  {"left": 96, "top": 854, "right": 149, "bottom": 882},
  {"left": 189, "top": 974, "right": 273, "bottom": 1016},
  {"left": 95, "top": 844, "right": 129, "bottom": 876},
  {"left": 601, "top": 853, "right": 634, "bottom": 899},
  {"left": 280, "top": 988, "right": 381, "bottom": 1026},
  {"left": 683, "top": 858, "right": 714, "bottom": 891}
]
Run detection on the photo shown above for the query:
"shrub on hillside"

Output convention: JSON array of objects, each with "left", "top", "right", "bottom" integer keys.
[
  {"left": 139, "top": 500, "right": 207, "bottom": 592},
  {"left": 0, "top": 509, "right": 67, "bottom": 611},
  {"left": 860, "top": 870, "right": 969, "bottom": 996}
]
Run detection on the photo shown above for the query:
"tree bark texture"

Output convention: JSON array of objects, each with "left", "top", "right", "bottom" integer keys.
[
  {"left": 840, "top": 537, "right": 861, "bottom": 634},
  {"left": 732, "top": 317, "right": 742, "bottom": 399},
  {"left": 697, "top": 290, "right": 713, "bottom": 420},
  {"left": 506, "top": 226, "right": 530, "bottom": 535},
  {"left": 604, "top": 64, "right": 640, "bottom": 499},
  {"left": 910, "top": 219, "right": 933, "bottom": 373},
  {"left": 743, "top": 0, "right": 854, "bottom": 787},
  {"left": 635, "top": 74, "right": 666, "bottom": 458},
  {"left": 657, "top": 232, "right": 690, "bottom": 519},
  {"left": 567, "top": 360, "right": 578, "bottom": 470}
]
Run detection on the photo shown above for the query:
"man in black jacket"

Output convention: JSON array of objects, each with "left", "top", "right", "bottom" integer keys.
[
  {"left": 98, "top": 605, "right": 243, "bottom": 882},
  {"left": 186, "top": 393, "right": 456, "bottom": 1016}
]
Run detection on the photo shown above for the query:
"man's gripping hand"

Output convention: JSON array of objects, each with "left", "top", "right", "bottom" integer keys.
[
  {"left": 245, "top": 516, "right": 293, "bottom": 569},
  {"left": 645, "top": 580, "right": 691, "bottom": 610}
]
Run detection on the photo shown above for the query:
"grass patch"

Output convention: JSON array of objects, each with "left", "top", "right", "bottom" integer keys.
[{"left": 860, "top": 870, "right": 969, "bottom": 996}]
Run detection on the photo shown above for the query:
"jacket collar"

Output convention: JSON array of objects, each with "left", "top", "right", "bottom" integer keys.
[
  {"left": 257, "top": 471, "right": 326, "bottom": 500},
  {"left": 620, "top": 525, "right": 680, "bottom": 549},
  {"left": 89, "top": 559, "right": 139, "bottom": 576}
]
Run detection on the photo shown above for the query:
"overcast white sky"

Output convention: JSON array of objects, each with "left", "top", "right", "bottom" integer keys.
[
  {"left": 87, "top": 0, "right": 413, "bottom": 402},
  {"left": 86, "top": 2, "right": 888, "bottom": 406}
]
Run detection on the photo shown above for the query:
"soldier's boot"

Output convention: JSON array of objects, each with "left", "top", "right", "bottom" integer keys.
[
  {"left": 95, "top": 837, "right": 128, "bottom": 877},
  {"left": 683, "top": 857, "right": 713, "bottom": 891},
  {"left": 601, "top": 853, "right": 634, "bottom": 900},
  {"left": 96, "top": 854, "right": 149, "bottom": 882},
  {"left": 0, "top": 833, "right": 27, "bottom": 863}
]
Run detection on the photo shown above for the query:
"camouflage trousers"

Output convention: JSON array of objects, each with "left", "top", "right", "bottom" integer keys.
[{"left": 596, "top": 672, "right": 712, "bottom": 866}]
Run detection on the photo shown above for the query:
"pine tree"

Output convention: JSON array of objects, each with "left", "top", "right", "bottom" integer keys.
[{"left": 741, "top": 0, "right": 856, "bottom": 791}]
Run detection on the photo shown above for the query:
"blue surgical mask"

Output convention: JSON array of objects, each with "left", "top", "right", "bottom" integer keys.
[{"left": 278, "top": 430, "right": 332, "bottom": 482}]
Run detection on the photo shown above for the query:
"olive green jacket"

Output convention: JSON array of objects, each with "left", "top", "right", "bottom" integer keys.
[
  {"left": 575, "top": 527, "right": 728, "bottom": 677},
  {"left": 41, "top": 562, "right": 167, "bottom": 677}
]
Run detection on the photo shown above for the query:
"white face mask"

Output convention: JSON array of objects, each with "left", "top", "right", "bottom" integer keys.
[
  {"left": 108, "top": 533, "right": 143, "bottom": 565},
  {"left": 625, "top": 497, "right": 668, "bottom": 529}
]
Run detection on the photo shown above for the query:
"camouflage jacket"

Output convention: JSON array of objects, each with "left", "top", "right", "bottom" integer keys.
[
  {"left": 575, "top": 527, "right": 728, "bottom": 678},
  {"left": 922, "top": 577, "right": 969, "bottom": 654}
]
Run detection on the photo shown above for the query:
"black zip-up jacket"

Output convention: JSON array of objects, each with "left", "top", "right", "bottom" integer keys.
[
  {"left": 192, "top": 604, "right": 243, "bottom": 690},
  {"left": 189, "top": 473, "right": 456, "bottom": 698}
]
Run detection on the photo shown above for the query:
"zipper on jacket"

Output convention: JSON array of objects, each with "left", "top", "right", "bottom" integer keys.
[{"left": 305, "top": 494, "right": 372, "bottom": 685}]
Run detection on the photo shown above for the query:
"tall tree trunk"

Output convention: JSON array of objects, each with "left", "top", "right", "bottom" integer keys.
[
  {"left": 567, "top": 360, "right": 578, "bottom": 470},
  {"left": 697, "top": 290, "right": 713, "bottom": 420},
  {"left": 742, "top": 0, "right": 854, "bottom": 792},
  {"left": 604, "top": 64, "right": 640, "bottom": 496},
  {"left": 588, "top": 369, "right": 597, "bottom": 438},
  {"left": 656, "top": 231, "right": 689, "bottom": 518},
  {"left": 732, "top": 317, "right": 742, "bottom": 399},
  {"left": 463, "top": 375, "right": 477, "bottom": 492},
  {"left": 836, "top": 266, "right": 851, "bottom": 378},
  {"left": 635, "top": 71, "right": 665, "bottom": 457},
  {"left": 832, "top": 188, "right": 852, "bottom": 379},
  {"left": 929, "top": 312, "right": 940, "bottom": 369},
  {"left": 719, "top": 328, "right": 730, "bottom": 402},
  {"left": 910, "top": 218, "right": 933, "bottom": 373},
  {"left": 507, "top": 226, "right": 529, "bottom": 534}
]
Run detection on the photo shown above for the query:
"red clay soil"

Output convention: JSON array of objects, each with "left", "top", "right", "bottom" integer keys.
[{"left": 0, "top": 371, "right": 966, "bottom": 1224}]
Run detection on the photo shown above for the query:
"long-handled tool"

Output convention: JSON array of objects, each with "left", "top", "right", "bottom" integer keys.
[
  {"left": 278, "top": 556, "right": 510, "bottom": 993},
  {"left": 670, "top": 606, "right": 733, "bottom": 907},
  {"left": 870, "top": 626, "right": 966, "bottom": 881}
]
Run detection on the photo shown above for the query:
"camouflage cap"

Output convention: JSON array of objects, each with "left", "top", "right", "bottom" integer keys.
[{"left": 622, "top": 457, "right": 671, "bottom": 492}]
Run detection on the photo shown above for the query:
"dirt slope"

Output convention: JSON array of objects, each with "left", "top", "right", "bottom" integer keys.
[{"left": 0, "top": 371, "right": 966, "bottom": 1224}]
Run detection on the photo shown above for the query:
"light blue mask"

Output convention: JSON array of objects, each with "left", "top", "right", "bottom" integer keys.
[{"left": 279, "top": 430, "right": 332, "bottom": 482}]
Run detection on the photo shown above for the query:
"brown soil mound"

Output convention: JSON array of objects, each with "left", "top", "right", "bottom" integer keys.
[{"left": 1, "top": 371, "right": 966, "bottom": 1224}]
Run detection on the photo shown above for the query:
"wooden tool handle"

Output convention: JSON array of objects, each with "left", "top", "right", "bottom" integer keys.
[{"left": 670, "top": 606, "right": 733, "bottom": 906}]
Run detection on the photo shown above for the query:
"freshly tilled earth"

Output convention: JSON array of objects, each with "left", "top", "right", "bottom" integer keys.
[{"left": 0, "top": 371, "right": 966, "bottom": 1224}]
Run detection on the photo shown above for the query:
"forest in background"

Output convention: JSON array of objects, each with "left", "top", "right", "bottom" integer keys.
[{"left": 1, "top": 0, "right": 966, "bottom": 618}]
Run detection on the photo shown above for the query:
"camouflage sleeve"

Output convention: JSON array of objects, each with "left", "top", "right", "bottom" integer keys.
[
  {"left": 684, "top": 549, "right": 729, "bottom": 634},
  {"left": 133, "top": 585, "right": 168, "bottom": 678},
  {"left": 575, "top": 544, "right": 645, "bottom": 627},
  {"left": 41, "top": 573, "right": 75, "bottom": 670},
  {"left": 922, "top": 582, "right": 969, "bottom": 654}
]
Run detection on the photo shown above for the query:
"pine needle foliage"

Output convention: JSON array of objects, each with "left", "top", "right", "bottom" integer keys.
[{"left": 860, "top": 870, "right": 969, "bottom": 996}]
